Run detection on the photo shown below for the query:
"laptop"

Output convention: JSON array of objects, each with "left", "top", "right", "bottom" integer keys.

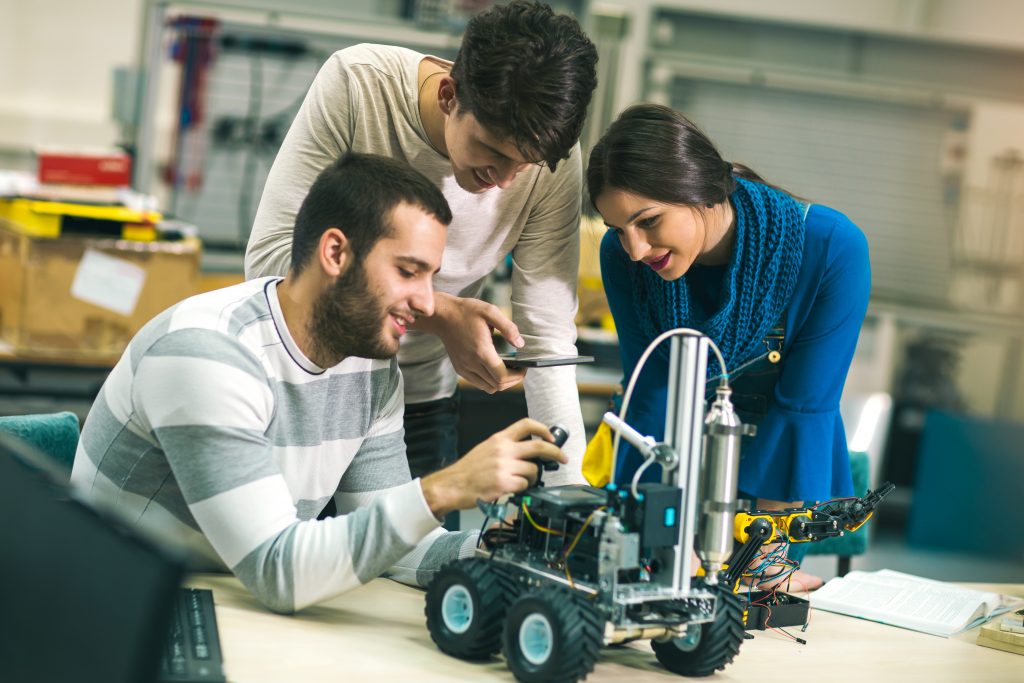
[{"left": 0, "top": 431, "right": 224, "bottom": 683}]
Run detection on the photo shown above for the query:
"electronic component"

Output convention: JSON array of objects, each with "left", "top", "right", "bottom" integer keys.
[
  {"left": 498, "top": 353, "right": 594, "bottom": 368},
  {"left": 742, "top": 590, "right": 809, "bottom": 633},
  {"left": 425, "top": 333, "right": 893, "bottom": 683},
  {"left": 621, "top": 483, "right": 682, "bottom": 548}
]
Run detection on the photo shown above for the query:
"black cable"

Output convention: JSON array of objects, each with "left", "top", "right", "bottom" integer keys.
[
  {"left": 476, "top": 509, "right": 492, "bottom": 549},
  {"left": 776, "top": 626, "right": 807, "bottom": 645}
]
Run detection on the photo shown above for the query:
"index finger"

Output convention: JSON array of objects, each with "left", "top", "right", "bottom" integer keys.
[
  {"left": 477, "top": 340, "right": 511, "bottom": 386},
  {"left": 502, "top": 418, "right": 555, "bottom": 442},
  {"left": 513, "top": 439, "right": 566, "bottom": 464},
  {"left": 481, "top": 304, "right": 524, "bottom": 349}
]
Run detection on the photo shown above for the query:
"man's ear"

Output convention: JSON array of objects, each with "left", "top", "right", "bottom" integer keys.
[
  {"left": 317, "top": 227, "right": 351, "bottom": 278},
  {"left": 437, "top": 75, "right": 457, "bottom": 117}
]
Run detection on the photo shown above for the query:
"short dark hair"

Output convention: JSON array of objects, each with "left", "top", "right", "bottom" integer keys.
[
  {"left": 451, "top": 0, "right": 598, "bottom": 171},
  {"left": 291, "top": 152, "right": 452, "bottom": 274},
  {"left": 587, "top": 104, "right": 782, "bottom": 210}
]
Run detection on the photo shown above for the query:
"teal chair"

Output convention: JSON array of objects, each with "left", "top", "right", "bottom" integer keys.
[
  {"left": 908, "top": 410, "right": 1024, "bottom": 559},
  {"left": 795, "top": 450, "right": 872, "bottom": 575},
  {"left": 0, "top": 412, "right": 80, "bottom": 477}
]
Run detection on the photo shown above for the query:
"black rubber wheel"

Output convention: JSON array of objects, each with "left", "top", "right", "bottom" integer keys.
[
  {"left": 502, "top": 586, "right": 604, "bottom": 683},
  {"left": 651, "top": 584, "right": 745, "bottom": 677},
  {"left": 424, "top": 558, "right": 512, "bottom": 660}
]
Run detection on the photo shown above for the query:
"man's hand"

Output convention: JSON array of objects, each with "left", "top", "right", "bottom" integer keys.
[
  {"left": 420, "top": 419, "right": 567, "bottom": 519},
  {"left": 412, "top": 292, "right": 527, "bottom": 394}
]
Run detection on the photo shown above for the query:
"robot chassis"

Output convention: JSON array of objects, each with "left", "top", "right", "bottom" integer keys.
[{"left": 425, "top": 334, "right": 893, "bottom": 683}]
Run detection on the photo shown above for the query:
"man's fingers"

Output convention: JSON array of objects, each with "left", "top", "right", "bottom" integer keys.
[
  {"left": 488, "top": 365, "right": 525, "bottom": 392},
  {"left": 502, "top": 418, "right": 554, "bottom": 442},
  {"left": 507, "top": 460, "right": 540, "bottom": 489},
  {"left": 461, "top": 368, "right": 499, "bottom": 393},
  {"left": 499, "top": 420, "right": 569, "bottom": 464},
  {"left": 481, "top": 304, "right": 524, "bottom": 349},
  {"left": 493, "top": 371, "right": 526, "bottom": 391},
  {"left": 476, "top": 343, "right": 505, "bottom": 385},
  {"left": 514, "top": 439, "right": 566, "bottom": 464}
]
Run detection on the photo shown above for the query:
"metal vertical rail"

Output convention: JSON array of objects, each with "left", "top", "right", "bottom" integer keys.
[
  {"left": 133, "top": 1, "right": 168, "bottom": 192},
  {"left": 663, "top": 335, "right": 707, "bottom": 594}
]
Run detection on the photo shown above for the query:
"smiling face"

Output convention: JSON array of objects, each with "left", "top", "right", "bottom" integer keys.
[
  {"left": 442, "top": 99, "right": 542, "bottom": 194},
  {"left": 595, "top": 188, "right": 714, "bottom": 281},
  {"left": 309, "top": 202, "right": 446, "bottom": 363}
]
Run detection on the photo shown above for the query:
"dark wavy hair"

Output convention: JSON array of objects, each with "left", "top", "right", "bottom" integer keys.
[
  {"left": 587, "top": 104, "right": 782, "bottom": 210},
  {"left": 451, "top": 0, "right": 598, "bottom": 171},
  {"left": 291, "top": 152, "right": 452, "bottom": 274}
]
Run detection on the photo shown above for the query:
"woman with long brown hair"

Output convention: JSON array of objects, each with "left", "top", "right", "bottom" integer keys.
[{"left": 587, "top": 104, "right": 871, "bottom": 589}]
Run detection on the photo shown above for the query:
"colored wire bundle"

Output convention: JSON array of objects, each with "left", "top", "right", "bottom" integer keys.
[
  {"left": 561, "top": 507, "right": 606, "bottom": 589},
  {"left": 521, "top": 502, "right": 563, "bottom": 535},
  {"left": 744, "top": 537, "right": 809, "bottom": 645},
  {"left": 563, "top": 507, "right": 605, "bottom": 559},
  {"left": 742, "top": 538, "right": 799, "bottom": 595},
  {"left": 476, "top": 503, "right": 519, "bottom": 550},
  {"left": 748, "top": 587, "right": 807, "bottom": 645},
  {"left": 480, "top": 524, "right": 519, "bottom": 550}
]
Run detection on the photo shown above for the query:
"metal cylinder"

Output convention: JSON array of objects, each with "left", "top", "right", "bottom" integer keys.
[{"left": 696, "top": 387, "right": 745, "bottom": 583}]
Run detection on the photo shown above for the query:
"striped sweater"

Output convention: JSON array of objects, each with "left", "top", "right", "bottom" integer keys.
[{"left": 71, "top": 277, "right": 475, "bottom": 613}]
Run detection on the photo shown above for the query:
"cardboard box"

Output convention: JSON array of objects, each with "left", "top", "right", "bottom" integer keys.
[{"left": 0, "top": 224, "right": 200, "bottom": 360}]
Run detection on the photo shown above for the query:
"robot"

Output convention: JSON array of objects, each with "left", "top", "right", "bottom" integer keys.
[{"left": 424, "top": 333, "right": 893, "bottom": 683}]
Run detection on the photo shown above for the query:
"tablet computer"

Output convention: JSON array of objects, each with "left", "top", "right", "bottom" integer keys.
[{"left": 499, "top": 353, "right": 595, "bottom": 368}]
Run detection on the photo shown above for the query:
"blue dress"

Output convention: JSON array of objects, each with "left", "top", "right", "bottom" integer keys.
[{"left": 600, "top": 204, "right": 871, "bottom": 502}]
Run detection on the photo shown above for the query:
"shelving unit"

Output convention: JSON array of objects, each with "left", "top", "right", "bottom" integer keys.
[{"left": 131, "top": 1, "right": 591, "bottom": 249}]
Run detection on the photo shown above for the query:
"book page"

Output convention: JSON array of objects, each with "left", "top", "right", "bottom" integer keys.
[{"left": 811, "top": 570, "right": 1003, "bottom": 637}]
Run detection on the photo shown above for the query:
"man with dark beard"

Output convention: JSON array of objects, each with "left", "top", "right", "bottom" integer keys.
[{"left": 71, "top": 153, "right": 565, "bottom": 613}]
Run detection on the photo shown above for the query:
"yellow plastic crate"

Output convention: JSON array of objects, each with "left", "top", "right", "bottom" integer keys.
[{"left": 0, "top": 198, "right": 162, "bottom": 241}]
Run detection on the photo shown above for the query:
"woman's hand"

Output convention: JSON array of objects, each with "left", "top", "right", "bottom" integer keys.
[{"left": 413, "top": 292, "right": 527, "bottom": 393}]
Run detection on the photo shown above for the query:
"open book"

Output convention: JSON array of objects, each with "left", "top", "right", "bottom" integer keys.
[{"left": 810, "top": 569, "right": 1019, "bottom": 637}]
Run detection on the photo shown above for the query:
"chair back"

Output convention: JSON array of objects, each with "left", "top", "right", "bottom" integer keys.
[{"left": 0, "top": 412, "right": 80, "bottom": 476}]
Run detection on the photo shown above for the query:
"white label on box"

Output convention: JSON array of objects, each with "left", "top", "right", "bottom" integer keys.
[{"left": 70, "top": 248, "right": 146, "bottom": 316}]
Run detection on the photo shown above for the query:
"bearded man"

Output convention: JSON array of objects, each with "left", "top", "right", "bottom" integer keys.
[{"left": 71, "top": 153, "right": 565, "bottom": 613}]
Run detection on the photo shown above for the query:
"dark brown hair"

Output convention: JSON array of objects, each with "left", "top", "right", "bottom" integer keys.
[
  {"left": 587, "top": 103, "right": 784, "bottom": 210},
  {"left": 291, "top": 153, "right": 452, "bottom": 274},
  {"left": 451, "top": 1, "right": 598, "bottom": 171}
]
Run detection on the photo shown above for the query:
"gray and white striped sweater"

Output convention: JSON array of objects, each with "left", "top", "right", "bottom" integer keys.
[{"left": 71, "top": 277, "right": 475, "bottom": 613}]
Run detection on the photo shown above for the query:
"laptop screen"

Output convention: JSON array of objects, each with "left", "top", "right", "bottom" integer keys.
[{"left": 0, "top": 432, "right": 185, "bottom": 683}]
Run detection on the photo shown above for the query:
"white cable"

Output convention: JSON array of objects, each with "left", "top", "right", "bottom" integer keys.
[
  {"left": 630, "top": 453, "right": 657, "bottom": 500},
  {"left": 610, "top": 328, "right": 729, "bottom": 495}
]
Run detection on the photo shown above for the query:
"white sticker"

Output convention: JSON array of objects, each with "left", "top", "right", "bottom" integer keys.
[{"left": 70, "top": 248, "right": 146, "bottom": 316}]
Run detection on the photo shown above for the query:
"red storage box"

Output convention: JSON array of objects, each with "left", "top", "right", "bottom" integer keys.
[{"left": 37, "top": 150, "right": 132, "bottom": 187}]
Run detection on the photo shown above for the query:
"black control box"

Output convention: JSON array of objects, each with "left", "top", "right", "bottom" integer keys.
[
  {"left": 625, "top": 483, "right": 683, "bottom": 548},
  {"left": 742, "top": 591, "right": 810, "bottom": 630}
]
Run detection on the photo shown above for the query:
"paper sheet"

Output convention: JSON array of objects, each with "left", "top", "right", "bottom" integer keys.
[{"left": 70, "top": 248, "right": 146, "bottom": 316}]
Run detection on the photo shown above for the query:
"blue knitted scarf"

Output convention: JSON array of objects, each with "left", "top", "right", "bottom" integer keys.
[{"left": 631, "top": 177, "right": 805, "bottom": 379}]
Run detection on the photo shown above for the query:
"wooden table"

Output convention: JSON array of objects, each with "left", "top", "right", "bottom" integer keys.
[{"left": 187, "top": 575, "right": 1023, "bottom": 682}]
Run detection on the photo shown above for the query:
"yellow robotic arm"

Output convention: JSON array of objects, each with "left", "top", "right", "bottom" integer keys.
[{"left": 724, "top": 482, "right": 895, "bottom": 591}]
